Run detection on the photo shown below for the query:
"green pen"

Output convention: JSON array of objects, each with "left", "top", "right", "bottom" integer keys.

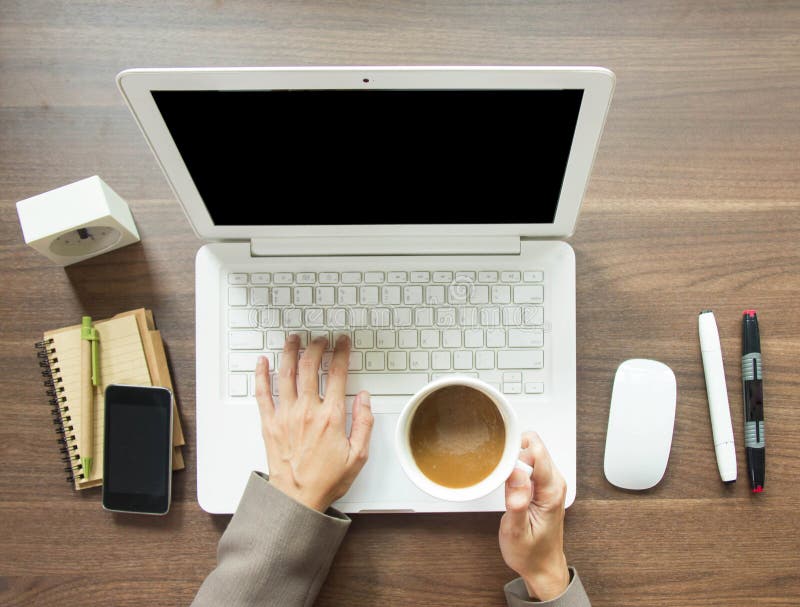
[{"left": 80, "top": 317, "right": 99, "bottom": 479}]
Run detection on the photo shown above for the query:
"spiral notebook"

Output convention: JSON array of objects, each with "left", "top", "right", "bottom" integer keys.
[{"left": 36, "top": 309, "right": 185, "bottom": 489}]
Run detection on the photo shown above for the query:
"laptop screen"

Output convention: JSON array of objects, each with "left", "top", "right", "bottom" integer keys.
[{"left": 151, "top": 89, "right": 584, "bottom": 226}]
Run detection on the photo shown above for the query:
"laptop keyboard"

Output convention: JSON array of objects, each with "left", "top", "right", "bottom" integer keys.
[{"left": 226, "top": 270, "right": 545, "bottom": 399}]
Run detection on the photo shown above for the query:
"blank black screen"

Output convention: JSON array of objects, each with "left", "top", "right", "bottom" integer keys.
[
  {"left": 151, "top": 89, "right": 583, "bottom": 225},
  {"left": 105, "top": 401, "right": 169, "bottom": 496}
]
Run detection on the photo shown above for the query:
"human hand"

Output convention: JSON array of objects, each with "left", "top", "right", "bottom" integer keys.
[
  {"left": 499, "top": 432, "right": 570, "bottom": 601},
  {"left": 255, "top": 334, "right": 374, "bottom": 512}
]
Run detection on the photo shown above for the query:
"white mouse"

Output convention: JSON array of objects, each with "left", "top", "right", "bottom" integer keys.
[{"left": 604, "top": 359, "right": 677, "bottom": 490}]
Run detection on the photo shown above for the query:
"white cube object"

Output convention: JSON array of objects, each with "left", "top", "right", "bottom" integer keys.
[{"left": 16, "top": 176, "right": 140, "bottom": 266}]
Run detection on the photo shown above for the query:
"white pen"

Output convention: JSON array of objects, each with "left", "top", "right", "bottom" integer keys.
[{"left": 698, "top": 310, "right": 737, "bottom": 483}]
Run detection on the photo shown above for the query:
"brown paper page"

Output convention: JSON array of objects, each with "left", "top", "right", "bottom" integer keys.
[{"left": 46, "top": 315, "right": 152, "bottom": 489}]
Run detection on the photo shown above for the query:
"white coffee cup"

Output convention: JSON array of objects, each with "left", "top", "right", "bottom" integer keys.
[{"left": 395, "top": 376, "right": 526, "bottom": 502}]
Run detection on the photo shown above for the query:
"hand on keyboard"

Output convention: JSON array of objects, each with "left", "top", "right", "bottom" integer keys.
[{"left": 254, "top": 333, "right": 374, "bottom": 512}]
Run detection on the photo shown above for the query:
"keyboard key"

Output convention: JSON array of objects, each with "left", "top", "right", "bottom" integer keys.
[
  {"left": 459, "top": 307, "right": 479, "bottom": 326},
  {"left": 230, "top": 330, "right": 263, "bottom": 350},
  {"left": 229, "top": 309, "right": 258, "bottom": 328},
  {"left": 513, "top": 285, "right": 544, "bottom": 304},
  {"left": 316, "top": 286, "right": 335, "bottom": 306},
  {"left": 421, "top": 330, "right": 439, "bottom": 348},
  {"left": 491, "top": 285, "right": 511, "bottom": 304},
  {"left": 348, "top": 351, "right": 364, "bottom": 371},
  {"left": 260, "top": 309, "right": 280, "bottom": 328},
  {"left": 486, "top": 329, "right": 506, "bottom": 347},
  {"left": 433, "top": 372, "right": 478, "bottom": 380},
  {"left": 388, "top": 271, "right": 407, "bottom": 283},
  {"left": 273, "top": 272, "right": 293, "bottom": 284},
  {"left": 360, "top": 286, "right": 379, "bottom": 305},
  {"left": 229, "top": 287, "right": 248, "bottom": 306},
  {"left": 398, "top": 330, "right": 418, "bottom": 348},
  {"left": 365, "top": 352, "right": 385, "bottom": 371},
  {"left": 436, "top": 308, "right": 456, "bottom": 327},
  {"left": 250, "top": 287, "right": 269, "bottom": 306},
  {"left": 425, "top": 285, "right": 445, "bottom": 304},
  {"left": 370, "top": 308, "right": 391, "bottom": 327},
  {"left": 404, "top": 286, "right": 423, "bottom": 305},
  {"left": 381, "top": 285, "right": 401, "bottom": 305},
  {"left": 319, "top": 272, "right": 339, "bottom": 284},
  {"left": 341, "top": 272, "right": 361, "bottom": 284},
  {"left": 465, "top": 328, "right": 484, "bottom": 348},
  {"left": 229, "top": 374, "right": 248, "bottom": 396},
  {"left": 509, "top": 329, "right": 544, "bottom": 348},
  {"left": 287, "top": 330, "right": 309, "bottom": 348},
  {"left": 525, "top": 382, "right": 544, "bottom": 394},
  {"left": 338, "top": 286, "right": 358, "bottom": 306},
  {"left": 354, "top": 330, "right": 374, "bottom": 349},
  {"left": 410, "top": 351, "right": 429, "bottom": 370},
  {"left": 480, "top": 307, "right": 501, "bottom": 327},
  {"left": 229, "top": 352, "right": 273, "bottom": 372},
  {"left": 364, "top": 272, "right": 384, "bottom": 283},
  {"left": 448, "top": 284, "right": 469, "bottom": 304},
  {"left": 498, "top": 350, "right": 544, "bottom": 369},
  {"left": 377, "top": 330, "right": 396, "bottom": 349},
  {"left": 501, "top": 271, "right": 521, "bottom": 282},
  {"left": 294, "top": 286, "right": 313, "bottom": 306},
  {"left": 272, "top": 287, "right": 291, "bottom": 306},
  {"left": 478, "top": 271, "right": 499, "bottom": 282},
  {"left": 388, "top": 351, "right": 407, "bottom": 370},
  {"left": 524, "top": 271, "right": 544, "bottom": 282},
  {"left": 455, "top": 271, "right": 475, "bottom": 281},
  {"left": 432, "top": 351, "right": 451, "bottom": 370},
  {"left": 523, "top": 306, "right": 544, "bottom": 325},
  {"left": 411, "top": 271, "right": 430, "bottom": 283},
  {"left": 503, "top": 382, "right": 522, "bottom": 395},
  {"left": 393, "top": 308, "right": 413, "bottom": 327},
  {"left": 296, "top": 272, "right": 316, "bottom": 284},
  {"left": 228, "top": 273, "right": 248, "bottom": 285},
  {"left": 453, "top": 351, "right": 473, "bottom": 370},
  {"left": 304, "top": 308, "right": 324, "bottom": 327},
  {"left": 503, "top": 372, "right": 522, "bottom": 383},
  {"left": 266, "top": 330, "right": 285, "bottom": 349},
  {"left": 415, "top": 307, "right": 434, "bottom": 327},
  {"left": 433, "top": 271, "right": 453, "bottom": 283},
  {"left": 251, "top": 273, "right": 271, "bottom": 284},
  {"left": 282, "top": 308, "right": 303, "bottom": 328},
  {"left": 442, "top": 329, "right": 462, "bottom": 348},
  {"left": 469, "top": 285, "right": 489, "bottom": 304},
  {"left": 349, "top": 308, "right": 369, "bottom": 327},
  {"left": 312, "top": 330, "right": 331, "bottom": 344},
  {"left": 326, "top": 308, "right": 347, "bottom": 328},
  {"left": 322, "top": 372, "right": 429, "bottom": 396},
  {"left": 502, "top": 306, "right": 522, "bottom": 326},
  {"left": 476, "top": 351, "right": 495, "bottom": 369}
]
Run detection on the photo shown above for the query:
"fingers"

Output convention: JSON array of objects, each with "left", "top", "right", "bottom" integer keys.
[
  {"left": 278, "top": 334, "right": 300, "bottom": 401},
  {"left": 324, "top": 335, "right": 352, "bottom": 405},
  {"left": 503, "top": 462, "right": 533, "bottom": 533},
  {"left": 254, "top": 356, "right": 276, "bottom": 420},
  {"left": 297, "top": 336, "right": 327, "bottom": 397},
  {"left": 348, "top": 391, "right": 374, "bottom": 469},
  {"left": 519, "top": 431, "right": 568, "bottom": 506}
]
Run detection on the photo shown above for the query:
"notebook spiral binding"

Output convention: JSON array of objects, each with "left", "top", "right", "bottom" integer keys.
[{"left": 35, "top": 339, "right": 84, "bottom": 483}]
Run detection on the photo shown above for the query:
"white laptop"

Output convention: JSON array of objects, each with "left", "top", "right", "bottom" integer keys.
[{"left": 117, "top": 66, "right": 615, "bottom": 514}]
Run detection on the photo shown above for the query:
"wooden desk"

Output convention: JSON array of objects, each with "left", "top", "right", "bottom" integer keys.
[{"left": 1, "top": 2, "right": 798, "bottom": 605}]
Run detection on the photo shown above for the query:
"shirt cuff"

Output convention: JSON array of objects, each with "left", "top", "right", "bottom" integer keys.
[{"left": 504, "top": 568, "right": 589, "bottom": 606}]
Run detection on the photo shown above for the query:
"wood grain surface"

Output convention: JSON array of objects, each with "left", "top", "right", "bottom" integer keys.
[{"left": 1, "top": 1, "right": 799, "bottom": 605}]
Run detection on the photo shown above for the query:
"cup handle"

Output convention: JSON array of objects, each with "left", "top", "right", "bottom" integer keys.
[{"left": 515, "top": 459, "right": 533, "bottom": 478}]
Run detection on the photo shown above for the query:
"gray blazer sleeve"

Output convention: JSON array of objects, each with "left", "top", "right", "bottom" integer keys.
[
  {"left": 192, "top": 471, "right": 350, "bottom": 607},
  {"left": 505, "top": 568, "right": 590, "bottom": 606}
]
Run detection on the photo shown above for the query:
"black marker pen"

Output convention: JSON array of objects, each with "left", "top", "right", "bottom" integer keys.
[{"left": 742, "top": 310, "right": 765, "bottom": 493}]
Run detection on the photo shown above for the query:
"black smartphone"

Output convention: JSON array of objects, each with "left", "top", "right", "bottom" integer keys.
[{"left": 102, "top": 384, "right": 173, "bottom": 515}]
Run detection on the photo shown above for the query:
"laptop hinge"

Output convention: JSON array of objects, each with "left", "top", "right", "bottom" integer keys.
[{"left": 250, "top": 236, "right": 521, "bottom": 257}]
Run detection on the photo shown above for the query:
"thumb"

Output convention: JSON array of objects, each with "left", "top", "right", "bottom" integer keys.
[{"left": 503, "top": 465, "right": 533, "bottom": 532}]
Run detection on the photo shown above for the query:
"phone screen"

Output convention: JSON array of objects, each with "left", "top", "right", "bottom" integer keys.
[{"left": 102, "top": 385, "right": 173, "bottom": 514}]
